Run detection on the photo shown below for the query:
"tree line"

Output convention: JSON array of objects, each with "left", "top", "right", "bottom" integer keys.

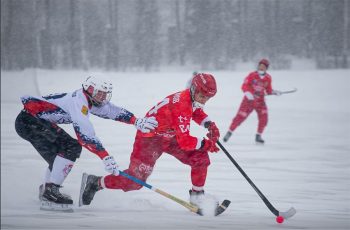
[{"left": 1, "top": 0, "right": 349, "bottom": 71}]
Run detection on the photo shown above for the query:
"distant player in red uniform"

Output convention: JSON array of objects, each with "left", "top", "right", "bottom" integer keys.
[
  {"left": 223, "top": 59, "right": 281, "bottom": 144},
  {"left": 80, "top": 73, "right": 221, "bottom": 208}
]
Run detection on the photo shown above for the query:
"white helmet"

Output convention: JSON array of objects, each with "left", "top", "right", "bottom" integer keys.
[{"left": 82, "top": 76, "right": 113, "bottom": 106}]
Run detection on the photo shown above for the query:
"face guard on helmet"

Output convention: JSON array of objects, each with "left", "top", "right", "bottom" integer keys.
[
  {"left": 190, "top": 73, "right": 217, "bottom": 109},
  {"left": 82, "top": 76, "right": 113, "bottom": 107}
]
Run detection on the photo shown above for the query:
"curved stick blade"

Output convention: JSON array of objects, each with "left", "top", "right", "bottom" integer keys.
[{"left": 279, "top": 207, "right": 297, "bottom": 219}]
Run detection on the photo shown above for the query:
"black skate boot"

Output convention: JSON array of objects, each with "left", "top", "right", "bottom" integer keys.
[
  {"left": 39, "top": 184, "right": 44, "bottom": 201},
  {"left": 79, "top": 173, "right": 103, "bottom": 206},
  {"left": 42, "top": 183, "right": 73, "bottom": 204},
  {"left": 39, "top": 184, "right": 72, "bottom": 201},
  {"left": 255, "top": 134, "right": 265, "bottom": 144},
  {"left": 223, "top": 131, "right": 232, "bottom": 142}
]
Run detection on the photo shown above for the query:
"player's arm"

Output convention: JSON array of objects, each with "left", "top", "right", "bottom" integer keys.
[
  {"left": 171, "top": 102, "right": 202, "bottom": 151},
  {"left": 192, "top": 108, "right": 210, "bottom": 126},
  {"left": 70, "top": 101, "right": 119, "bottom": 175},
  {"left": 192, "top": 109, "right": 220, "bottom": 143},
  {"left": 265, "top": 76, "right": 273, "bottom": 95},
  {"left": 174, "top": 115, "right": 202, "bottom": 151},
  {"left": 174, "top": 110, "right": 219, "bottom": 152},
  {"left": 91, "top": 103, "right": 158, "bottom": 133},
  {"left": 71, "top": 104, "right": 109, "bottom": 159},
  {"left": 90, "top": 103, "right": 136, "bottom": 124},
  {"left": 241, "top": 73, "right": 255, "bottom": 100}
]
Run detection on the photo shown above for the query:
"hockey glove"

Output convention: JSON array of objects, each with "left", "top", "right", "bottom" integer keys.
[
  {"left": 205, "top": 121, "right": 220, "bottom": 143},
  {"left": 102, "top": 155, "right": 119, "bottom": 176},
  {"left": 200, "top": 138, "right": 220, "bottom": 153},
  {"left": 135, "top": 116, "right": 158, "bottom": 133},
  {"left": 244, "top": 91, "right": 254, "bottom": 100}
]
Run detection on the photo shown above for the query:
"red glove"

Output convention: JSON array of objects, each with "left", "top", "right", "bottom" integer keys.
[
  {"left": 200, "top": 138, "right": 219, "bottom": 153},
  {"left": 205, "top": 122, "right": 220, "bottom": 143}
]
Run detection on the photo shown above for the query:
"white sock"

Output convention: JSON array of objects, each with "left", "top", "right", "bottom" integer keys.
[
  {"left": 43, "top": 167, "right": 51, "bottom": 185},
  {"left": 100, "top": 177, "right": 106, "bottom": 189},
  {"left": 192, "top": 185, "right": 204, "bottom": 192},
  {"left": 49, "top": 155, "right": 74, "bottom": 185}
]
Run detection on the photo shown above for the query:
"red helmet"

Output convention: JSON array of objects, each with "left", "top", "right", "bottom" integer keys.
[
  {"left": 191, "top": 73, "right": 217, "bottom": 98},
  {"left": 259, "top": 58, "right": 270, "bottom": 68}
]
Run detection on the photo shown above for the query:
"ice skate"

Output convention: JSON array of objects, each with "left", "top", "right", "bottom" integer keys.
[
  {"left": 79, "top": 173, "right": 103, "bottom": 206},
  {"left": 40, "top": 183, "right": 73, "bottom": 212},
  {"left": 39, "top": 184, "right": 71, "bottom": 201},
  {"left": 255, "top": 134, "right": 265, "bottom": 144},
  {"left": 189, "top": 189, "right": 230, "bottom": 216}
]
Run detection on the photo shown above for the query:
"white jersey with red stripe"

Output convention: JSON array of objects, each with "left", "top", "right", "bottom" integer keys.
[{"left": 21, "top": 88, "right": 136, "bottom": 159}]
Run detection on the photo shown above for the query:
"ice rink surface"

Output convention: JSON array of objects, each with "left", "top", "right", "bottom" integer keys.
[{"left": 1, "top": 69, "right": 350, "bottom": 229}]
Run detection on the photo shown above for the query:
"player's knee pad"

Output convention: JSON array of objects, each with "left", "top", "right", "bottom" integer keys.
[{"left": 62, "top": 141, "right": 82, "bottom": 162}]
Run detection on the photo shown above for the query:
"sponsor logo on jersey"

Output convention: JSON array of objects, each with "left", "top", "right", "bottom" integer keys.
[
  {"left": 178, "top": 115, "right": 188, "bottom": 123},
  {"left": 179, "top": 124, "right": 190, "bottom": 133},
  {"left": 81, "top": 105, "right": 88, "bottom": 115}
]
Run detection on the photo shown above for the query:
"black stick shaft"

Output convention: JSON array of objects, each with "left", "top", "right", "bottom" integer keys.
[{"left": 217, "top": 141, "right": 279, "bottom": 216}]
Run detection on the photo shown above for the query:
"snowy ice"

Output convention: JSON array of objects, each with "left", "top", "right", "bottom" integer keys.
[{"left": 1, "top": 69, "right": 350, "bottom": 229}]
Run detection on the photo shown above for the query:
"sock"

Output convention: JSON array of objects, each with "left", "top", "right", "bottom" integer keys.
[
  {"left": 42, "top": 167, "right": 51, "bottom": 187},
  {"left": 99, "top": 177, "right": 106, "bottom": 189},
  {"left": 49, "top": 155, "right": 74, "bottom": 185},
  {"left": 192, "top": 185, "right": 204, "bottom": 192}
]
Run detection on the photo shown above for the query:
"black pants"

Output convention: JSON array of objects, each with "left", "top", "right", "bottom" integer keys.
[{"left": 15, "top": 110, "right": 82, "bottom": 170}]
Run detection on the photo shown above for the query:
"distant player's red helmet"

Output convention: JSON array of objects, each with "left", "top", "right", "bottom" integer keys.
[
  {"left": 259, "top": 59, "right": 270, "bottom": 68},
  {"left": 191, "top": 73, "right": 217, "bottom": 98}
]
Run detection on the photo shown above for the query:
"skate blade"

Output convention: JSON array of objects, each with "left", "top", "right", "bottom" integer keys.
[
  {"left": 79, "top": 173, "right": 89, "bottom": 207},
  {"left": 40, "top": 200, "right": 73, "bottom": 212}
]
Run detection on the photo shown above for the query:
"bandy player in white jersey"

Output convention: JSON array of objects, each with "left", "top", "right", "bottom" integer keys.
[{"left": 15, "top": 76, "right": 158, "bottom": 209}]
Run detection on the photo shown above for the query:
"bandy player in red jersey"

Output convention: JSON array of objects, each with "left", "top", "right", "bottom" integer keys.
[
  {"left": 80, "top": 73, "right": 221, "bottom": 208},
  {"left": 223, "top": 59, "right": 281, "bottom": 144}
]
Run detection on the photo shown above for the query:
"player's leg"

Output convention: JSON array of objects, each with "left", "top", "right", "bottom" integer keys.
[
  {"left": 48, "top": 130, "right": 82, "bottom": 186},
  {"left": 15, "top": 110, "right": 58, "bottom": 167},
  {"left": 15, "top": 110, "right": 79, "bottom": 204},
  {"left": 80, "top": 136, "right": 163, "bottom": 205},
  {"left": 40, "top": 129, "right": 82, "bottom": 203},
  {"left": 255, "top": 102, "right": 268, "bottom": 144},
  {"left": 223, "top": 98, "right": 254, "bottom": 142},
  {"left": 166, "top": 139, "right": 210, "bottom": 206}
]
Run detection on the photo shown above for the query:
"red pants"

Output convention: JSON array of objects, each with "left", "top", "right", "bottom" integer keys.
[
  {"left": 102, "top": 135, "right": 210, "bottom": 191},
  {"left": 229, "top": 97, "right": 268, "bottom": 134}
]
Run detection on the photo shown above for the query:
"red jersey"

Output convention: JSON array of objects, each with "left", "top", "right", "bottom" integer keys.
[
  {"left": 242, "top": 71, "right": 273, "bottom": 100},
  {"left": 138, "top": 89, "right": 209, "bottom": 151}
]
